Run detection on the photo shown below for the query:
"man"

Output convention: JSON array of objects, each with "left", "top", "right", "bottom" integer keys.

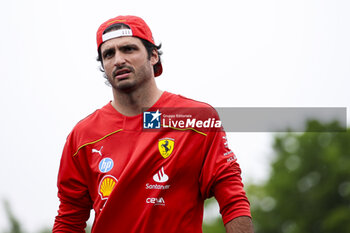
[{"left": 53, "top": 15, "right": 254, "bottom": 233}]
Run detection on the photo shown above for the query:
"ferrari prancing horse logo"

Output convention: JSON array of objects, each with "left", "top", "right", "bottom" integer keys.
[{"left": 158, "top": 138, "right": 175, "bottom": 159}]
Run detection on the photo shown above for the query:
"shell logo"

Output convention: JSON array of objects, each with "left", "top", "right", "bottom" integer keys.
[{"left": 99, "top": 175, "right": 118, "bottom": 199}]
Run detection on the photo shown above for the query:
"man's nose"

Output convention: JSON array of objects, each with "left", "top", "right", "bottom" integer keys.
[{"left": 114, "top": 52, "right": 126, "bottom": 67}]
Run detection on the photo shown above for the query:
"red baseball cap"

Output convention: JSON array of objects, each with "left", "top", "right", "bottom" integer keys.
[{"left": 96, "top": 15, "right": 162, "bottom": 77}]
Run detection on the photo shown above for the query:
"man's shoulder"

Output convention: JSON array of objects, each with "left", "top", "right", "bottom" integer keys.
[
  {"left": 68, "top": 102, "right": 120, "bottom": 142},
  {"left": 163, "top": 92, "right": 219, "bottom": 120},
  {"left": 165, "top": 92, "right": 214, "bottom": 109},
  {"left": 74, "top": 103, "right": 111, "bottom": 130}
]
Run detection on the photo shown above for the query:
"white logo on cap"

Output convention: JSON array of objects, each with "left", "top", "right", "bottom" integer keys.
[{"left": 102, "top": 29, "right": 133, "bottom": 42}]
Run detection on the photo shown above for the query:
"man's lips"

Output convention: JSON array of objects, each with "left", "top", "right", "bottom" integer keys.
[{"left": 113, "top": 68, "right": 132, "bottom": 80}]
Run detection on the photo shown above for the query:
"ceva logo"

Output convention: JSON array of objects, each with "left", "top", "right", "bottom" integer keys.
[{"left": 146, "top": 197, "right": 165, "bottom": 206}]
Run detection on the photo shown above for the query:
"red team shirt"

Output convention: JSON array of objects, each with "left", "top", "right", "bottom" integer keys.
[{"left": 53, "top": 91, "right": 251, "bottom": 233}]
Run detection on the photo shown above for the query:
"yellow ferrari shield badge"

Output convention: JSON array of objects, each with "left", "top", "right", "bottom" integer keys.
[{"left": 158, "top": 138, "right": 175, "bottom": 159}]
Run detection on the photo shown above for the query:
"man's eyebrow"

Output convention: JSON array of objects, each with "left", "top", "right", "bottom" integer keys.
[
  {"left": 102, "top": 47, "right": 115, "bottom": 57},
  {"left": 101, "top": 43, "right": 139, "bottom": 56},
  {"left": 118, "top": 43, "right": 139, "bottom": 49}
]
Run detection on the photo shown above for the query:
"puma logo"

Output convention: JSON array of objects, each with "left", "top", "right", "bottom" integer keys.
[{"left": 92, "top": 146, "right": 103, "bottom": 156}]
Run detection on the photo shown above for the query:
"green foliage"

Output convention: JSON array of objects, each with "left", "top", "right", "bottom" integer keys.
[
  {"left": 1, "top": 200, "right": 91, "bottom": 233},
  {"left": 203, "top": 218, "right": 226, "bottom": 233},
  {"left": 202, "top": 198, "right": 225, "bottom": 233},
  {"left": 2, "top": 200, "right": 23, "bottom": 233},
  {"left": 248, "top": 121, "right": 350, "bottom": 233}
]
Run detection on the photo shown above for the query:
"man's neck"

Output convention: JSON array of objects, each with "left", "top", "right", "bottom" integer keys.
[{"left": 111, "top": 85, "right": 163, "bottom": 116}]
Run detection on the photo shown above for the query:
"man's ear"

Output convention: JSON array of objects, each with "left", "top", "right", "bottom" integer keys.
[{"left": 150, "top": 49, "right": 159, "bottom": 66}]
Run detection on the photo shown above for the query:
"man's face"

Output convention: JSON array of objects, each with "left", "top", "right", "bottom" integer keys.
[{"left": 100, "top": 36, "right": 158, "bottom": 92}]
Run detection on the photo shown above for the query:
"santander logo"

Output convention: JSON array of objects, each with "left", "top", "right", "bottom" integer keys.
[{"left": 153, "top": 167, "right": 169, "bottom": 183}]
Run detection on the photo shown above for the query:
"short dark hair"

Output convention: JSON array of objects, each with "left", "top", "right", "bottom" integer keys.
[{"left": 96, "top": 23, "right": 162, "bottom": 75}]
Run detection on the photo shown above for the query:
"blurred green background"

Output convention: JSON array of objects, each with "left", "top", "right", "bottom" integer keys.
[{"left": 2, "top": 120, "right": 349, "bottom": 233}]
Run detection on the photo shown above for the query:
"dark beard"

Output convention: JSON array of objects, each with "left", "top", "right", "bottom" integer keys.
[{"left": 105, "top": 61, "right": 153, "bottom": 93}]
